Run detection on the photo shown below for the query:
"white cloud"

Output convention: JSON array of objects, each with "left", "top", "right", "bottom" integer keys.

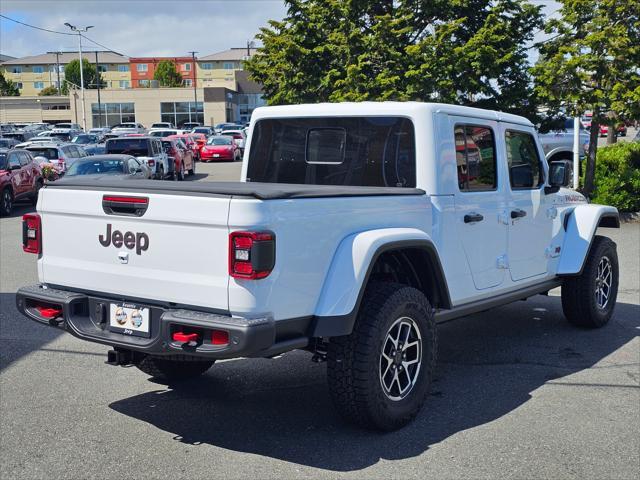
[{"left": 1, "top": 0, "right": 287, "bottom": 58}]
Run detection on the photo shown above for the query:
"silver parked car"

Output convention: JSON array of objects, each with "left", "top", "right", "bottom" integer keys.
[{"left": 110, "top": 122, "right": 146, "bottom": 135}]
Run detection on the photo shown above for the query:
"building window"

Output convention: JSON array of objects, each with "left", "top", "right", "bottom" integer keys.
[
  {"left": 183, "top": 63, "right": 191, "bottom": 71},
  {"left": 11, "top": 66, "right": 22, "bottom": 74},
  {"left": 223, "top": 62, "right": 234, "bottom": 70},
  {"left": 119, "top": 80, "right": 130, "bottom": 89},
  {"left": 16, "top": 82, "right": 23, "bottom": 89},
  {"left": 183, "top": 79, "right": 192, "bottom": 87},
  {"left": 33, "top": 82, "right": 45, "bottom": 89},
  {"left": 118, "top": 64, "right": 130, "bottom": 72},
  {"left": 160, "top": 102, "right": 204, "bottom": 128},
  {"left": 201, "top": 63, "right": 213, "bottom": 70},
  {"left": 97, "top": 65, "right": 107, "bottom": 73},
  {"left": 32, "top": 66, "right": 44, "bottom": 74},
  {"left": 136, "top": 64, "right": 148, "bottom": 72},
  {"left": 138, "top": 79, "right": 150, "bottom": 87},
  {"left": 92, "top": 102, "right": 135, "bottom": 128}
]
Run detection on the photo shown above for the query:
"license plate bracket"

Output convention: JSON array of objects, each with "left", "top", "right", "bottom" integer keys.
[{"left": 109, "top": 303, "right": 150, "bottom": 338}]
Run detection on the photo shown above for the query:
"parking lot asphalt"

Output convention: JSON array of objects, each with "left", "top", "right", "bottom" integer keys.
[{"left": 0, "top": 161, "right": 638, "bottom": 480}]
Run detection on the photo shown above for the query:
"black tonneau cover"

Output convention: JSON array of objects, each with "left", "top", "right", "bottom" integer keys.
[{"left": 47, "top": 177, "right": 425, "bottom": 200}]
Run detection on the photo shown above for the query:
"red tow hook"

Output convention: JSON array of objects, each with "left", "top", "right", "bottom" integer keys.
[
  {"left": 37, "top": 306, "right": 63, "bottom": 319},
  {"left": 172, "top": 332, "right": 200, "bottom": 348}
]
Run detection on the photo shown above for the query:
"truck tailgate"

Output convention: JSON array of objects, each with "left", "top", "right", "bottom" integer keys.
[{"left": 38, "top": 187, "right": 231, "bottom": 311}]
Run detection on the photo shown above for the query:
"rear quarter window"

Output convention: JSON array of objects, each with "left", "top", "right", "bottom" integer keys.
[{"left": 247, "top": 117, "right": 416, "bottom": 187}]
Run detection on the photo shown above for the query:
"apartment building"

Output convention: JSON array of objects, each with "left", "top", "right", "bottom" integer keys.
[
  {"left": 129, "top": 57, "right": 196, "bottom": 88},
  {"left": 0, "top": 51, "right": 131, "bottom": 96}
]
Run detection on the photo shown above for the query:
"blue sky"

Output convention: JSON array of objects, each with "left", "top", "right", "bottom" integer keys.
[{"left": 1, "top": 0, "right": 558, "bottom": 61}]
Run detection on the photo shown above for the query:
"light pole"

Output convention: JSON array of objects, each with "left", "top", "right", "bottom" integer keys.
[
  {"left": 65, "top": 23, "right": 93, "bottom": 130},
  {"left": 188, "top": 51, "right": 198, "bottom": 124}
]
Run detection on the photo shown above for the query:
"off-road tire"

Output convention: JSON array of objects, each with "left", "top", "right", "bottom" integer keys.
[
  {"left": 562, "top": 235, "right": 619, "bottom": 328},
  {"left": 327, "top": 282, "right": 437, "bottom": 431},
  {"left": 0, "top": 188, "right": 13, "bottom": 216},
  {"left": 157, "top": 164, "right": 165, "bottom": 180},
  {"left": 173, "top": 162, "right": 185, "bottom": 181},
  {"left": 188, "top": 160, "right": 195, "bottom": 176},
  {"left": 136, "top": 355, "right": 214, "bottom": 381}
]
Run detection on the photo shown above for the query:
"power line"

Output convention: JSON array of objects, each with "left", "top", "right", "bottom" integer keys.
[
  {"left": 81, "top": 33, "right": 126, "bottom": 57},
  {"left": 0, "top": 14, "right": 75, "bottom": 36}
]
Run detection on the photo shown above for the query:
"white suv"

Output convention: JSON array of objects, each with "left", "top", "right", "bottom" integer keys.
[{"left": 23, "top": 143, "right": 89, "bottom": 173}]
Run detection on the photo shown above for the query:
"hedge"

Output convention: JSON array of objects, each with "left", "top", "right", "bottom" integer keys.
[{"left": 589, "top": 142, "right": 640, "bottom": 212}]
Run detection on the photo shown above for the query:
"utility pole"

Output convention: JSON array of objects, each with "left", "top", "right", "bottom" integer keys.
[
  {"left": 188, "top": 51, "right": 198, "bottom": 124},
  {"left": 94, "top": 50, "right": 102, "bottom": 127},
  {"left": 47, "top": 51, "right": 63, "bottom": 95},
  {"left": 65, "top": 23, "right": 93, "bottom": 131}
]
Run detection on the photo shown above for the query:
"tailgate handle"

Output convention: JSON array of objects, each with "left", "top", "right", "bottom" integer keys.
[{"left": 102, "top": 195, "right": 149, "bottom": 217}]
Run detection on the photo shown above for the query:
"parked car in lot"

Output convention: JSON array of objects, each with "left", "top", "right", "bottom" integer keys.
[
  {"left": 167, "top": 134, "right": 200, "bottom": 161},
  {"left": 149, "top": 129, "right": 182, "bottom": 138},
  {"left": 0, "top": 138, "right": 20, "bottom": 149},
  {"left": 220, "top": 129, "right": 247, "bottom": 151},
  {"left": 72, "top": 134, "right": 101, "bottom": 146},
  {"left": 0, "top": 148, "right": 43, "bottom": 215},
  {"left": 110, "top": 122, "right": 146, "bottom": 135},
  {"left": 151, "top": 122, "right": 174, "bottom": 129},
  {"left": 88, "top": 127, "right": 111, "bottom": 142},
  {"left": 104, "top": 136, "right": 170, "bottom": 179},
  {"left": 191, "top": 126, "right": 214, "bottom": 137},
  {"left": 213, "top": 122, "right": 237, "bottom": 134},
  {"left": 16, "top": 102, "right": 621, "bottom": 432},
  {"left": 190, "top": 132, "right": 207, "bottom": 155},
  {"left": 161, "top": 138, "right": 195, "bottom": 179},
  {"left": 51, "top": 123, "right": 83, "bottom": 136},
  {"left": 182, "top": 122, "right": 201, "bottom": 130},
  {"left": 200, "top": 135, "right": 241, "bottom": 162},
  {"left": 23, "top": 143, "right": 89, "bottom": 174},
  {"left": 64, "top": 154, "right": 152, "bottom": 179},
  {"left": 84, "top": 144, "right": 107, "bottom": 156},
  {"left": 538, "top": 117, "right": 590, "bottom": 167}
]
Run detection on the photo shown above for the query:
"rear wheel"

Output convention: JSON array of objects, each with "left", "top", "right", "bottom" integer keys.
[
  {"left": 136, "top": 356, "right": 214, "bottom": 381},
  {"left": 561, "top": 235, "right": 619, "bottom": 328},
  {"left": 188, "top": 158, "right": 195, "bottom": 176},
  {"left": 156, "top": 164, "right": 165, "bottom": 180},
  {"left": 327, "top": 282, "right": 437, "bottom": 431},
  {"left": 173, "top": 161, "right": 185, "bottom": 181},
  {"left": 0, "top": 188, "right": 13, "bottom": 216}
]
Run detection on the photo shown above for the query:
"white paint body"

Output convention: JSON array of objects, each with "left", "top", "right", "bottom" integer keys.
[{"left": 36, "top": 102, "right": 617, "bottom": 325}]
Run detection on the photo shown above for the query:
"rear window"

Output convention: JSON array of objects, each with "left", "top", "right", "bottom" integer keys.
[
  {"left": 26, "top": 147, "right": 59, "bottom": 160},
  {"left": 247, "top": 117, "right": 416, "bottom": 187},
  {"left": 106, "top": 138, "right": 150, "bottom": 156}
]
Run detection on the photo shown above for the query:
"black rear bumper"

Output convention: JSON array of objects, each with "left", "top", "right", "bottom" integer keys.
[{"left": 16, "top": 284, "right": 308, "bottom": 360}]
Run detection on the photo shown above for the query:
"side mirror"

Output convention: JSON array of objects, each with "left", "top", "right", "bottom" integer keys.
[{"left": 546, "top": 160, "right": 572, "bottom": 193}]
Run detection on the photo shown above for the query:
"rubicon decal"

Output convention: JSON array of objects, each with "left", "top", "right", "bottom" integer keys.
[{"left": 99, "top": 224, "right": 149, "bottom": 255}]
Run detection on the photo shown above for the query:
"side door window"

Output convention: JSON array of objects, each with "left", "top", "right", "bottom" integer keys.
[
  {"left": 455, "top": 125, "right": 497, "bottom": 192},
  {"left": 18, "top": 151, "right": 30, "bottom": 167},
  {"left": 505, "top": 130, "right": 544, "bottom": 189},
  {"left": 7, "top": 152, "right": 25, "bottom": 193}
]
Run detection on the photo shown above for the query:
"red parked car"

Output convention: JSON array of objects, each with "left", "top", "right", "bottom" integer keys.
[
  {"left": 0, "top": 149, "right": 43, "bottom": 216},
  {"left": 168, "top": 134, "right": 200, "bottom": 161},
  {"left": 200, "top": 135, "right": 242, "bottom": 162},
  {"left": 190, "top": 133, "right": 207, "bottom": 156},
  {"left": 161, "top": 138, "right": 195, "bottom": 180}
]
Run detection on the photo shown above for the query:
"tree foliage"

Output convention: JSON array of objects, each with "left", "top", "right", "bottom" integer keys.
[
  {"left": 0, "top": 71, "right": 20, "bottom": 96},
  {"left": 38, "top": 85, "right": 60, "bottom": 96},
  {"left": 154, "top": 60, "right": 184, "bottom": 87},
  {"left": 532, "top": 0, "right": 640, "bottom": 196},
  {"left": 246, "top": 0, "right": 543, "bottom": 118},
  {"left": 62, "top": 59, "right": 101, "bottom": 94}
]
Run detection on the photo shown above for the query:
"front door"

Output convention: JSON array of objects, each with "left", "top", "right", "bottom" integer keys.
[
  {"left": 453, "top": 120, "right": 509, "bottom": 290},
  {"left": 504, "top": 128, "right": 553, "bottom": 281}
]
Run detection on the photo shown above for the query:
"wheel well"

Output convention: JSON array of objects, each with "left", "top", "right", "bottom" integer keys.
[
  {"left": 548, "top": 151, "right": 573, "bottom": 163},
  {"left": 368, "top": 248, "right": 451, "bottom": 309},
  {"left": 2, "top": 185, "right": 13, "bottom": 196}
]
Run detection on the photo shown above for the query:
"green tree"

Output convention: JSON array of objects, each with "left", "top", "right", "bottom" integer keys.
[
  {"left": 153, "top": 60, "right": 183, "bottom": 87},
  {"left": 38, "top": 85, "right": 60, "bottom": 96},
  {"left": 532, "top": 0, "right": 640, "bottom": 197},
  {"left": 246, "top": 0, "right": 543, "bottom": 118},
  {"left": 0, "top": 71, "right": 20, "bottom": 96},
  {"left": 62, "top": 59, "right": 101, "bottom": 94}
]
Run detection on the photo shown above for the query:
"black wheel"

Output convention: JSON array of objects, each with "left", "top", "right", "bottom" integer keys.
[
  {"left": 31, "top": 180, "right": 43, "bottom": 206},
  {"left": 177, "top": 161, "right": 185, "bottom": 181},
  {"left": 0, "top": 188, "right": 13, "bottom": 216},
  {"left": 136, "top": 355, "right": 214, "bottom": 381},
  {"left": 188, "top": 158, "right": 195, "bottom": 176},
  {"left": 156, "top": 164, "right": 165, "bottom": 180},
  {"left": 327, "top": 282, "right": 437, "bottom": 431},
  {"left": 562, "top": 235, "right": 619, "bottom": 328}
]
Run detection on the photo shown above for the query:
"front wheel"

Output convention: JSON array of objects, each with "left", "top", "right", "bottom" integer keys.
[
  {"left": 327, "top": 282, "right": 437, "bottom": 431},
  {"left": 136, "top": 356, "right": 214, "bottom": 382},
  {"left": 561, "top": 235, "right": 619, "bottom": 328},
  {"left": 0, "top": 188, "right": 13, "bottom": 216}
]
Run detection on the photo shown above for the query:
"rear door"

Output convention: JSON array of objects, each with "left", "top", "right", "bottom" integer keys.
[
  {"left": 39, "top": 187, "right": 232, "bottom": 310},
  {"left": 451, "top": 118, "right": 509, "bottom": 290},
  {"left": 503, "top": 127, "right": 553, "bottom": 281}
]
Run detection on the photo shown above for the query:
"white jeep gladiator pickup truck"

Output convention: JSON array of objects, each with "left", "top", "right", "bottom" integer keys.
[{"left": 17, "top": 102, "right": 620, "bottom": 431}]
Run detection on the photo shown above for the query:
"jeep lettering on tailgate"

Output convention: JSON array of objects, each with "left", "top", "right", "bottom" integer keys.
[{"left": 99, "top": 224, "right": 149, "bottom": 255}]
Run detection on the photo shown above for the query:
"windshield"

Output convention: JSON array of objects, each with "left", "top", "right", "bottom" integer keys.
[
  {"left": 72, "top": 135, "right": 97, "bottom": 144},
  {"left": 106, "top": 138, "right": 150, "bottom": 156},
  {"left": 113, "top": 123, "right": 137, "bottom": 129},
  {"left": 207, "top": 136, "right": 233, "bottom": 145},
  {"left": 26, "top": 147, "right": 59, "bottom": 160},
  {"left": 247, "top": 117, "right": 416, "bottom": 187},
  {"left": 0, "top": 140, "right": 14, "bottom": 148},
  {"left": 50, "top": 132, "right": 71, "bottom": 141},
  {"left": 55, "top": 124, "right": 72, "bottom": 129},
  {"left": 66, "top": 158, "right": 126, "bottom": 176}
]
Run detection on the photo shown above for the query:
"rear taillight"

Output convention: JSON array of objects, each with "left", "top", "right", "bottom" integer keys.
[
  {"left": 229, "top": 231, "right": 275, "bottom": 279},
  {"left": 22, "top": 213, "right": 41, "bottom": 254},
  {"left": 58, "top": 159, "right": 66, "bottom": 170},
  {"left": 147, "top": 159, "right": 155, "bottom": 167}
]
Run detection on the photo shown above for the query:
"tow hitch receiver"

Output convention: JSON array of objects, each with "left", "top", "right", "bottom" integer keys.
[{"left": 106, "top": 349, "right": 134, "bottom": 366}]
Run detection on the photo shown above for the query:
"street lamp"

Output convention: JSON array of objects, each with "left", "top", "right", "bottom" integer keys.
[{"left": 65, "top": 23, "right": 93, "bottom": 131}]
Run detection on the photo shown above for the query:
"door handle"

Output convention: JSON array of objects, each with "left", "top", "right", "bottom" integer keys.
[
  {"left": 464, "top": 213, "right": 484, "bottom": 223},
  {"left": 511, "top": 209, "right": 527, "bottom": 219}
]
